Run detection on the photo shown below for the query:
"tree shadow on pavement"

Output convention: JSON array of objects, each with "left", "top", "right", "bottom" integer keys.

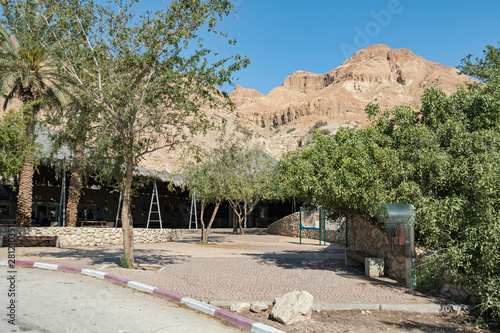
[{"left": 18, "top": 247, "right": 189, "bottom": 267}]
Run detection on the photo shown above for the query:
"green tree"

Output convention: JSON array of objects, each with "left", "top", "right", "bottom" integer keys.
[
  {"left": 277, "top": 45, "right": 500, "bottom": 323},
  {"left": 186, "top": 139, "right": 274, "bottom": 240},
  {"left": 459, "top": 44, "right": 500, "bottom": 85},
  {"left": 0, "top": 108, "right": 36, "bottom": 182},
  {"left": 0, "top": 7, "right": 70, "bottom": 226},
  {"left": 223, "top": 143, "right": 275, "bottom": 235},
  {"left": 185, "top": 143, "right": 228, "bottom": 243},
  {"left": 26, "top": 0, "right": 248, "bottom": 266}
]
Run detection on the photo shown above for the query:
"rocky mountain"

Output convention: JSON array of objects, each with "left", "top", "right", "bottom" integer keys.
[
  {"left": 1, "top": 44, "right": 476, "bottom": 173},
  {"left": 229, "top": 44, "right": 473, "bottom": 130},
  {"left": 111, "top": 44, "right": 479, "bottom": 172}
]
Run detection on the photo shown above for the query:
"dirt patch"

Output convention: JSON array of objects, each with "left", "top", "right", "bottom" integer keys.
[{"left": 240, "top": 308, "right": 492, "bottom": 333}]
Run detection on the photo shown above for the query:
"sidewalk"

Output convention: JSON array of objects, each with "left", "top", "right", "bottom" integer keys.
[
  {"left": 0, "top": 266, "right": 243, "bottom": 333},
  {"left": 0, "top": 229, "right": 438, "bottom": 304}
]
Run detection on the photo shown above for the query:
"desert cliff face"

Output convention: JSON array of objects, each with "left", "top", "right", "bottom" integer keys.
[{"left": 230, "top": 44, "right": 474, "bottom": 130}]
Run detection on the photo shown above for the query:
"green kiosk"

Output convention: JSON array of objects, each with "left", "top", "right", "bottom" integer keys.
[{"left": 376, "top": 203, "right": 416, "bottom": 289}]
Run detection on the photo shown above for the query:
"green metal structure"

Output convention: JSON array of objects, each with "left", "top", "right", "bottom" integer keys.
[{"left": 299, "top": 206, "right": 326, "bottom": 245}]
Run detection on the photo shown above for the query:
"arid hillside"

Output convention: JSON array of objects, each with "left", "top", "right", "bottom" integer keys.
[
  {"left": 230, "top": 44, "right": 473, "bottom": 129},
  {"left": 1, "top": 44, "right": 475, "bottom": 173},
  {"left": 144, "top": 43, "right": 473, "bottom": 171}
]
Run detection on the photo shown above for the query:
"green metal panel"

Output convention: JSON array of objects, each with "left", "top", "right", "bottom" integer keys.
[{"left": 376, "top": 203, "right": 415, "bottom": 224}]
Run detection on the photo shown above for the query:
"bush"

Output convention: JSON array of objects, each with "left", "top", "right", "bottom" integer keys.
[
  {"left": 120, "top": 255, "right": 130, "bottom": 268},
  {"left": 286, "top": 127, "right": 296, "bottom": 133},
  {"left": 236, "top": 124, "right": 252, "bottom": 137},
  {"left": 313, "top": 120, "right": 327, "bottom": 129}
]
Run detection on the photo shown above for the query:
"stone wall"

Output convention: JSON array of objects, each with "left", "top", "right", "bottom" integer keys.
[
  {"left": 0, "top": 227, "right": 182, "bottom": 247},
  {"left": 349, "top": 214, "right": 478, "bottom": 302},
  {"left": 349, "top": 214, "right": 406, "bottom": 280},
  {"left": 267, "top": 212, "right": 345, "bottom": 243}
]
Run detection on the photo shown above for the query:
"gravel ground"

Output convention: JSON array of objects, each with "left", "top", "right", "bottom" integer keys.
[{"left": 241, "top": 307, "right": 489, "bottom": 333}]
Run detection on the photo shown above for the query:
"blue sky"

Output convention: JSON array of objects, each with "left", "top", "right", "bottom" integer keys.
[{"left": 137, "top": 0, "right": 500, "bottom": 94}]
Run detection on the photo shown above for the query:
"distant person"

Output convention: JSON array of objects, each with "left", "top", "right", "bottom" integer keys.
[
  {"left": 31, "top": 211, "right": 37, "bottom": 224},
  {"left": 88, "top": 210, "right": 94, "bottom": 220},
  {"left": 96, "top": 208, "right": 103, "bottom": 221},
  {"left": 38, "top": 212, "right": 47, "bottom": 226},
  {"left": 79, "top": 207, "right": 88, "bottom": 220}
]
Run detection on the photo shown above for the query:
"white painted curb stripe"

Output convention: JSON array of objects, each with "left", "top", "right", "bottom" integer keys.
[
  {"left": 251, "top": 322, "right": 285, "bottom": 333},
  {"left": 181, "top": 298, "right": 219, "bottom": 316},
  {"left": 82, "top": 269, "right": 106, "bottom": 279},
  {"left": 34, "top": 263, "right": 59, "bottom": 270},
  {"left": 127, "top": 281, "right": 157, "bottom": 293},
  {"left": 0, "top": 260, "right": 8, "bottom": 266}
]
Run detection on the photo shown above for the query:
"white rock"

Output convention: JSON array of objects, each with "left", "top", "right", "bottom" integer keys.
[
  {"left": 250, "top": 302, "right": 268, "bottom": 313},
  {"left": 270, "top": 290, "right": 313, "bottom": 325},
  {"left": 230, "top": 302, "right": 251, "bottom": 314}
]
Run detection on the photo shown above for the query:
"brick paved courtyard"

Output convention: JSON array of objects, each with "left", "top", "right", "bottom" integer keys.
[{"left": 1, "top": 229, "right": 438, "bottom": 304}]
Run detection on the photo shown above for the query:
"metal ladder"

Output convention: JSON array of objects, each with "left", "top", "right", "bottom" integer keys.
[
  {"left": 147, "top": 180, "right": 163, "bottom": 229},
  {"left": 189, "top": 192, "right": 198, "bottom": 229}
]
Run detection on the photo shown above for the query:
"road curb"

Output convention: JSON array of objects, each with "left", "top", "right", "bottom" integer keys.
[
  {"left": 205, "top": 300, "right": 471, "bottom": 313},
  {"left": 0, "top": 260, "right": 284, "bottom": 333}
]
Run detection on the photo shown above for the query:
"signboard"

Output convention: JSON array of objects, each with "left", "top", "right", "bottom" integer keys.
[
  {"left": 300, "top": 206, "right": 325, "bottom": 245},
  {"left": 300, "top": 208, "right": 320, "bottom": 229}
]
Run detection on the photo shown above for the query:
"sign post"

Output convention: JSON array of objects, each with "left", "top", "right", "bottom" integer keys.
[{"left": 299, "top": 206, "right": 326, "bottom": 245}]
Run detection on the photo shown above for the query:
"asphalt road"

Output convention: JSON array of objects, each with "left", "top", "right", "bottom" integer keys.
[{"left": 0, "top": 266, "right": 242, "bottom": 333}]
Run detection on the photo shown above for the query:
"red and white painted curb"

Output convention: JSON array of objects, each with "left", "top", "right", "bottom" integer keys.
[{"left": 0, "top": 260, "right": 283, "bottom": 333}]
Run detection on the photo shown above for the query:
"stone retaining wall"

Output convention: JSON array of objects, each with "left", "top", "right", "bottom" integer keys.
[
  {"left": 349, "top": 214, "right": 478, "bottom": 302},
  {"left": 349, "top": 214, "right": 406, "bottom": 280},
  {"left": 0, "top": 227, "right": 182, "bottom": 247},
  {"left": 267, "top": 212, "right": 345, "bottom": 243}
]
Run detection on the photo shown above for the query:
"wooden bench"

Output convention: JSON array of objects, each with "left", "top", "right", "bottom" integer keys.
[
  {"left": 1, "top": 235, "right": 60, "bottom": 247},
  {"left": 0, "top": 219, "right": 16, "bottom": 226},
  {"left": 345, "top": 250, "right": 384, "bottom": 277},
  {"left": 77, "top": 220, "right": 106, "bottom": 227}
]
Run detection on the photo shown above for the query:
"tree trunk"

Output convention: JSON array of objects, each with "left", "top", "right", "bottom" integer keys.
[
  {"left": 231, "top": 201, "right": 245, "bottom": 235},
  {"left": 65, "top": 144, "right": 84, "bottom": 227},
  {"left": 16, "top": 158, "right": 34, "bottom": 226},
  {"left": 16, "top": 109, "right": 35, "bottom": 227},
  {"left": 232, "top": 206, "right": 238, "bottom": 235},
  {"left": 121, "top": 155, "right": 135, "bottom": 267},
  {"left": 203, "top": 200, "right": 220, "bottom": 243},
  {"left": 237, "top": 214, "right": 245, "bottom": 235},
  {"left": 230, "top": 199, "right": 259, "bottom": 236}
]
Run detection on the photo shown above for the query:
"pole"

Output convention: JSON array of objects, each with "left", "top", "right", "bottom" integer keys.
[
  {"left": 345, "top": 213, "right": 348, "bottom": 248},
  {"left": 57, "top": 159, "right": 67, "bottom": 226},
  {"left": 323, "top": 208, "right": 326, "bottom": 245},
  {"left": 115, "top": 191, "right": 122, "bottom": 227},
  {"left": 244, "top": 200, "right": 247, "bottom": 229},
  {"left": 318, "top": 207, "right": 321, "bottom": 245},
  {"left": 299, "top": 207, "right": 302, "bottom": 244},
  {"left": 62, "top": 170, "right": 66, "bottom": 227}
]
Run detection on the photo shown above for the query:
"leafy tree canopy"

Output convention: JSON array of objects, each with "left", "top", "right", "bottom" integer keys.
[
  {"left": 1, "top": 0, "right": 249, "bottom": 264},
  {"left": 276, "top": 45, "right": 500, "bottom": 322}
]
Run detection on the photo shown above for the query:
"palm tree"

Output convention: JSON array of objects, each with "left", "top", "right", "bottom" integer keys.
[{"left": 0, "top": 24, "right": 69, "bottom": 226}]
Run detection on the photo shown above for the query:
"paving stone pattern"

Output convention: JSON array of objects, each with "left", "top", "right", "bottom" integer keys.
[{"left": 5, "top": 229, "right": 437, "bottom": 304}]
